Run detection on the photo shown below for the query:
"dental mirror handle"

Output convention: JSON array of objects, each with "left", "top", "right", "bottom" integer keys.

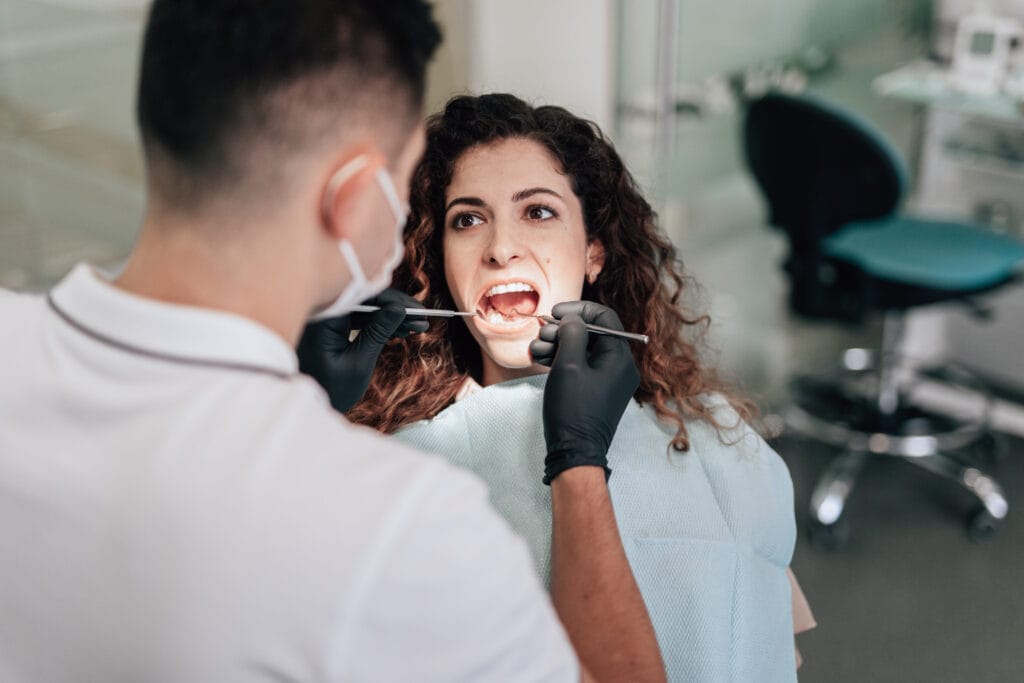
[{"left": 536, "top": 315, "right": 650, "bottom": 345}]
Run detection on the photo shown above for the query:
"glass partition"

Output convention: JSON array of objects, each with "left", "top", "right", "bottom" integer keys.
[
  {"left": 615, "top": 0, "right": 932, "bottom": 250},
  {"left": 0, "top": 0, "right": 146, "bottom": 290},
  {"left": 612, "top": 0, "right": 933, "bottom": 396}
]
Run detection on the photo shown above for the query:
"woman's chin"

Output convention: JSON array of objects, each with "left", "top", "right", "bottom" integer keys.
[
  {"left": 481, "top": 338, "right": 546, "bottom": 374},
  {"left": 471, "top": 319, "right": 536, "bottom": 363},
  {"left": 484, "top": 341, "right": 533, "bottom": 368}
]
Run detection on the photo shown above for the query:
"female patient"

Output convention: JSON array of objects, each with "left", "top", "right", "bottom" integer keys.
[{"left": 349, "top": 94, "right": 814, "bottom": 681}]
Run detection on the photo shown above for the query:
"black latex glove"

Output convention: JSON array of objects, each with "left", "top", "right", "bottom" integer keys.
[
  {"left": 529, "top": 301, "right": 641, "bottom": 485},
  {"left": 297, "top": 288, "right": 428, "bottom": 413}
]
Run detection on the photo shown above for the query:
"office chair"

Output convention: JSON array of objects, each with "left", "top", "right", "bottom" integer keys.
[{"left": 743, "top": 91, "right": 1024, "bottom": 547}]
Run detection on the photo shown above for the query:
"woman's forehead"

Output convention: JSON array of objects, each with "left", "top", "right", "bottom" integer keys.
[{"left": 447, "top": 138, "right": 571, "bottom": 199}]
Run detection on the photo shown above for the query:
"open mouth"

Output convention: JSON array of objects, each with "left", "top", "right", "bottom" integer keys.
[{"left": 475, "top": 281, "right": 540, "bottom": 327}]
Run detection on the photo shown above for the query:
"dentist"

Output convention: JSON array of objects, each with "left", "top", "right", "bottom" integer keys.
[{"left": 0, "top": 2, "right": 664, "bottom": 682}]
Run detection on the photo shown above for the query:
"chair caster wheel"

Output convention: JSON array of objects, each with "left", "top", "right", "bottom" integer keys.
[
  {"left": 968, "top": 507, "right": 1000, "bottom": 541},
  {"left": 808, "top": 519, "right": 849, "bottom": 550}
]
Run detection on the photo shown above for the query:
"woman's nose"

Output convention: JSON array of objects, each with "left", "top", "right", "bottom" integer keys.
[{"left": 482, "top": 224, "right": 523, "bottom": 266}]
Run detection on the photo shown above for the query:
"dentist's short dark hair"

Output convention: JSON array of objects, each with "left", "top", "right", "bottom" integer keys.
[{"left": 137, "top": 0, "right": 441, "bottom": 208}]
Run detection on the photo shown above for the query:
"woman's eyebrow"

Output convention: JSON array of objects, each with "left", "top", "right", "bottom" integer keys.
[
  {"left": 445, "top": 196, "right": 488, "bottom": 213},
  {"left": 511, "top": 187, "right": 562, "bottom": 203}
]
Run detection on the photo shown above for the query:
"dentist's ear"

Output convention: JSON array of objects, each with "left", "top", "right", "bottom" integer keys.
[
  {"left": 320, "top": 149, "right": 387, "bottom": 240},
  {"left": 586, "top": 239, "right": 606, "bottom": 284}
]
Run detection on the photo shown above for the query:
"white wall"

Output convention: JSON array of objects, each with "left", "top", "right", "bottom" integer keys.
[{"left": 465, "top": 0, "right": 616, "bottom": 132}]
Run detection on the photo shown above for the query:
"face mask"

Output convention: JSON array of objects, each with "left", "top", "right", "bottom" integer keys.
[{"left": 311, "top": 157, "right": 409, "bottom": 321}]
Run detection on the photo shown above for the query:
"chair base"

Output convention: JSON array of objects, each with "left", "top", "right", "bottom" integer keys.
[{"left": 784, "top": 349, "right": 1008, "bottom": 548}]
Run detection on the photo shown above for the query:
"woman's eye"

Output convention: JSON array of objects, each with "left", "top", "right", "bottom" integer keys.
[
  {"left": 527, "top": 205, "right": 556, "bottom": 221},
  {"left": 452, "top": 213, "right": 483, "bottom": 229}
]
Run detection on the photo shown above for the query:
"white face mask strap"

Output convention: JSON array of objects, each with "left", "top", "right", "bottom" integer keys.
[
  {"left": 374, "top": 166, "right": 408, "bottom": 223},
  {"left": 337, "top": 238, "right": 367, "bottom": 286},
  {"left": 321, "top": 154, "right": 371, "bottom": 225}
]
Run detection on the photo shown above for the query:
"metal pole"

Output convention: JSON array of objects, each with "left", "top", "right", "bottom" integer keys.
[
  {"left": 878, "top": 310, "right": 904, "bottom": 417},
  {"left": 654, "top": 0, "right": 679, "bottom": 158}
]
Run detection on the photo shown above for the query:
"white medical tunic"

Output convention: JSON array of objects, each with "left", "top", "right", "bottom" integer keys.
[{"left": 0, "top": 264, "right": 578, "bottom": 683}]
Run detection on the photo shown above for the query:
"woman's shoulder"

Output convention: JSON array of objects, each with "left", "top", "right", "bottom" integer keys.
[
  {"left": 393, "top": 401, "right": 471, "bottom": 457},
  {"left": 628, "top": 392, "right": 793, "bottom": 511},
  {"left": 694, "top": 392, "right": 768, "bottom": 457},
  {"left": 393, "top": 374, "right": 549, "bottom": 465},
  {"left": 630, "top": 392, "right": 767, "bottom": 459},
  {"left": 621, "top": 394, "right": 796, "bottom": 565}
]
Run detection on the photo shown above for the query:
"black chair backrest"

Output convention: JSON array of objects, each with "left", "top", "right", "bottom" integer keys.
[{"left": 744, "top": 92, "right": 907, "bottom": 253}]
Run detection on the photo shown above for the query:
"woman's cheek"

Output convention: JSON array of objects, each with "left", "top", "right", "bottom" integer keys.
[{"left": 442, "top": 246, "right": 469, "bottom": 309}]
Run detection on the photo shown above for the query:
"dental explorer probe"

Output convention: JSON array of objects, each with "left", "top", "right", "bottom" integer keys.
[
  {"left": 352, "top": 305, "right": 649, "bottom": 343},
  {"left": 350, "top": 304, "right": 478, "bottom": 318},
  {"left": 532, "top": 314, "right": 650, "bottom": 345}
]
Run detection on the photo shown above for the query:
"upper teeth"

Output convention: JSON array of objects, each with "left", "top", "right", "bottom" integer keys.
[{"left": 487, "top": 282, "right": 534, "bottom": 296}]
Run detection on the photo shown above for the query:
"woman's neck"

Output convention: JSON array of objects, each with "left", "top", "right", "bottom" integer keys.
[{"left": 480, "top": 355, "right": 549, "bottom": 387}]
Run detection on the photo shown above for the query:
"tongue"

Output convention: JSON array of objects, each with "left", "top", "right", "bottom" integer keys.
[{"left": 490, "top": 291, "right": 538, "bottom": 317}]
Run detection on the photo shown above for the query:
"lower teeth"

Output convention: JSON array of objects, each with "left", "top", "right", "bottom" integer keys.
[{"left": 487, "top": 312, "right": 520, "bottom": 325}]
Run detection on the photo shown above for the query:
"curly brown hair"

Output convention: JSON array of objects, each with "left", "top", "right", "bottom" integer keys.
[{"left": 348, "top": 93, "right": 754, "bottom": 450}]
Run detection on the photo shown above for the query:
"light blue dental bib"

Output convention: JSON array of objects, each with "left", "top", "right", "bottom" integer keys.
[{"left": 395, "top": 374, "right": 797, "bottom": 683}]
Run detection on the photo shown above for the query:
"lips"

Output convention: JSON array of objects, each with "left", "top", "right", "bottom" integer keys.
[{"left": 473, "top": 279, "right": 542, "bottom": 331}]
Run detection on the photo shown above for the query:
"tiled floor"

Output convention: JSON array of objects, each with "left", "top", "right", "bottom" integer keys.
[{"left": 780, "top": 431, "right": 1024, "bottom": 682}]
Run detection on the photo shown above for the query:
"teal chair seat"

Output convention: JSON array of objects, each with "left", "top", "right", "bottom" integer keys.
[{"left": 825, "top": 217, "right": 1024, "bottom": 292}]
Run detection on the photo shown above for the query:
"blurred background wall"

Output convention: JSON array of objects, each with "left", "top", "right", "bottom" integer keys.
[
  {"left": 1, "top": 0, "right": 146, "bottom": 290},
  {"left": 0, "top": 0, "right": 932, "bottom": 402}
]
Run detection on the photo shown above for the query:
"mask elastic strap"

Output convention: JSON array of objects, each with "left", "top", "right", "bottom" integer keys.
[
  {"left": 374, "top": 167, "right": 409, "bottom": 224},
  {"left": 337, "top": 238, "right": 368, "bottom": 287}
]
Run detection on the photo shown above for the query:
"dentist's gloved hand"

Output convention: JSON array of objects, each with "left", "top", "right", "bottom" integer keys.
[
  {"left": 297, "top": 288, "right": 428, "bottom": 413},
  {"left": 530, "top": 301, "right": 641, "bottom": 485}
]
